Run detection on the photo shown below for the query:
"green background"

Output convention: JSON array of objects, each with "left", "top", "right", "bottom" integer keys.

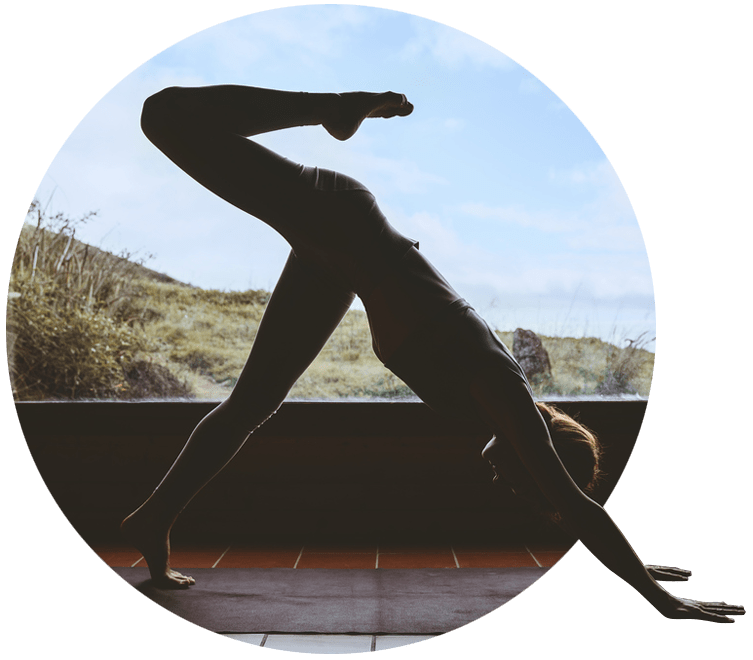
[{"left": 0, "top": 0, "right": 753, "bottom": 658}]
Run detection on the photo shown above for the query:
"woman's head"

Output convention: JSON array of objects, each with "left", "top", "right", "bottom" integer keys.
[
  {"left": 483, "top": 402, "right": 603, "bottom": 520},
  {"left": 535, "top": 401, "right": 603, "bottom": 496}
]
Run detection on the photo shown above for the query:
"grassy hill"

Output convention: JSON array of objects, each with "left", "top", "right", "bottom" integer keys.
[
  {"left": 8, "top": 204, "right": 653, "bottom": 401},
  {"left": 125, "top": 277, "right": 653, "bottom": 401}
]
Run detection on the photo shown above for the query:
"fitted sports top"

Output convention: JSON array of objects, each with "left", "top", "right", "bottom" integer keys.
[{"left": 291, "top": 165, "right": 465, "bottom": 363}]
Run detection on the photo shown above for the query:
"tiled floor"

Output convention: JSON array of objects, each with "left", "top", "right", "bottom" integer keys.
[
  {"left": 101, "top": 537, "right": 568, "bottom": 652},
  {"left": 222, "top": 634, "right": 437, "bottom": 653},
  {"left": 95, "top": 538, "right": 570, "bottom": 570}
]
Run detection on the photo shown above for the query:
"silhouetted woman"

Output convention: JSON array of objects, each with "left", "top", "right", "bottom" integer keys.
[{"left": 122, "top": 84, "right": 743, "bottom": 622}]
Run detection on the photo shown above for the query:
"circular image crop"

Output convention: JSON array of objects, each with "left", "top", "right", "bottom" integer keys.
[{"left": 8, "top": 4, "right": 657, "bottom": 655}]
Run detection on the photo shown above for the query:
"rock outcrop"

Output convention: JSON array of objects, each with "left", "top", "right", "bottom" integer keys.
[{"left": 512, "top": 328, "right": 552, "bottom": 380}]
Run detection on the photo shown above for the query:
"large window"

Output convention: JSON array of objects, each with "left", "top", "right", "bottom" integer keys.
[
  {"left": 8, "top": 202, "right": 653, "bottom": 402},
  {"left": 7, "top": 6, "right": 653, "bottom": 402}
]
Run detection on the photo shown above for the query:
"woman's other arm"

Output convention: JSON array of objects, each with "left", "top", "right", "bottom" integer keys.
[{"left": 471, "top": 379, "right": 745, "bottom": 622}]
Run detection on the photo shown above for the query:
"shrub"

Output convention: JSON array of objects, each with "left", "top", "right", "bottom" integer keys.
[
  {"left": 122, "top": 359, "right": 192, "bottom": 399},
  {"left": 596, "top": 332, "right": 655, "bottom": 395},
  {"left": 7, "top": 201, "right": 189, "bottom": 400},
  {"left": 8, "top": 282, "right": 141, "bottom": 399}
]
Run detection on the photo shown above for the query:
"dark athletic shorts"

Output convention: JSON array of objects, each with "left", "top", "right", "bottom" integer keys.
[{"left": 384, "top": 299, "right": 532, "bottom": 422}]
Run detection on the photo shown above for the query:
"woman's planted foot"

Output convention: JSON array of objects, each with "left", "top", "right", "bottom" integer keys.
[
  {"left": 121, "top": 507, "right": 195, "bottom": 588},
  {"left": 323, "top": 91, "right": 414, "bottom": 141}
]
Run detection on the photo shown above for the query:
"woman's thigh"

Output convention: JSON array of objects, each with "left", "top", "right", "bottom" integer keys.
[{"left": 228, "top": 251, "right": 355, "bottom": 415}]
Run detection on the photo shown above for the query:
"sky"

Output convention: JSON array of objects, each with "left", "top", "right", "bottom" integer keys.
[{"left": 30, "top": 4, "right": 654, "bottom": 347}]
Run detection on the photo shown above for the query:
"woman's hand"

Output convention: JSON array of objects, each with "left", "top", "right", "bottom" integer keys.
[
  {"left": 645, "top": 565, "right": 692, "bottom": 581},
  {"left": 660, "top": 596, "right": 745, "bottom": 623}
]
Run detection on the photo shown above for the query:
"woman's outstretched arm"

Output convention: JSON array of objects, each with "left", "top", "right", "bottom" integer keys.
[{"left": 472, "top": 379, "right": 745, "bottom": 622}]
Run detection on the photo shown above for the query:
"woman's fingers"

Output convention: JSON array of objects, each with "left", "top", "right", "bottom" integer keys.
[
  {"left": 700, "top": 603, "right": 745, "bottom": 623},
  {"left": 657, "top": 571, "right": 689, "bottom": 581},
  {"left": 648, "top": 564, "right": 690, "bottom": 574},
  {"left": 688, "top": 599, "right": 745, "bottom": 622},
  {"left": 664, "top": 597, "right": 745, "bottom": 622},
  {"left": 703, "top": 601, "right": 745, "bottom": 614},
  {"left": 645, "top": 564, "right": 692, "bottom": 581},
  {"left": 699, "top": 612, "right": 734, "bottom": 623},
  {"left": 668, "top": 566, "right": 692, "bottom": 577}
]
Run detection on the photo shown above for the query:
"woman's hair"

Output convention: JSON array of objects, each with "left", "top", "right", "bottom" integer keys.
[
  {"left": 493, "top": 402, "right": 603, "bottom": 524},
  {"left": 535, "top": 401, "right": 603, "bottom": 496}
]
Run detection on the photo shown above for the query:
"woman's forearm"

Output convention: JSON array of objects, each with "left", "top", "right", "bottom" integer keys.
[
  {"left": 561, "top": 498, "right": 673, "bottom": 613},
  {"left": 477, "top": 381, "right": 675, "bottom": 614}
]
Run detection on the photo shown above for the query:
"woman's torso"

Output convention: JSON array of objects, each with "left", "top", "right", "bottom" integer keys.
[{"left": 277, "top": 165, "right": 530, "bottom": 417}]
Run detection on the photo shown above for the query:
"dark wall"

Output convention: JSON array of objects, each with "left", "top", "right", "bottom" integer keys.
[{"left": 16, "top": 400, "right": 646, "bottom": 544}]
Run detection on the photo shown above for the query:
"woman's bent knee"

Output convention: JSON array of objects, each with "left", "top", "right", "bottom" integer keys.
[{"left": 140, "top": 86, "right": 187, "bottom": 141}]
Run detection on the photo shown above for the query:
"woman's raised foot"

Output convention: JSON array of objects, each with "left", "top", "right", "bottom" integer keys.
[{"left": 323, "top": 91, "right": 413, "bottom": 141}]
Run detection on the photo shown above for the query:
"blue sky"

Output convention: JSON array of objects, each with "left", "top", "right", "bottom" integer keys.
[{"left": 33, "top": 5, "right": 653, "bottom": 345}]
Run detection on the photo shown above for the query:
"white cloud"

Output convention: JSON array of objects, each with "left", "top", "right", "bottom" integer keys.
[
  {"left": 460, "top": 202, "right": 585, "bottom": 233},
  {"left": 553, "top": 159, "right": 643, "bottom": 246},
  {"left": 547, "top": 99, "right": 569, "bottom": 112},
  {"left": 386, "top": 208, "right": 652, "bottom": 301},
  {"left": 241, "top": 4, "right": 371, "bottom": 57},
  {"left": 141, "top": 5, "right": 375, "bottom": 83},
  {"left": 232, "top": 5, "right": 370, "bottom": 57},
  {"left": 401, "top": 17, "right": 515, "bottom": 70},
  {"left": 518, "top": 72, "right": 566, "bottom": 112},
  {"left": 462, "top": 158, "right": 644, "bottom": 251},
  {"left": 519, "top": 73, "right": 544, "bottom": 94},
  {"left": 550, "top": 159, "right": 617, "bottom": 186}
]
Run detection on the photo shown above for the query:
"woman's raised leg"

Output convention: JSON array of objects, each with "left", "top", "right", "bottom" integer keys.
[
  {"left": 139, "top": 85, "right": 413, "bottom": 232},
  {"left": 121, "top": 253, "right": 354, "bottom": 587}
]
